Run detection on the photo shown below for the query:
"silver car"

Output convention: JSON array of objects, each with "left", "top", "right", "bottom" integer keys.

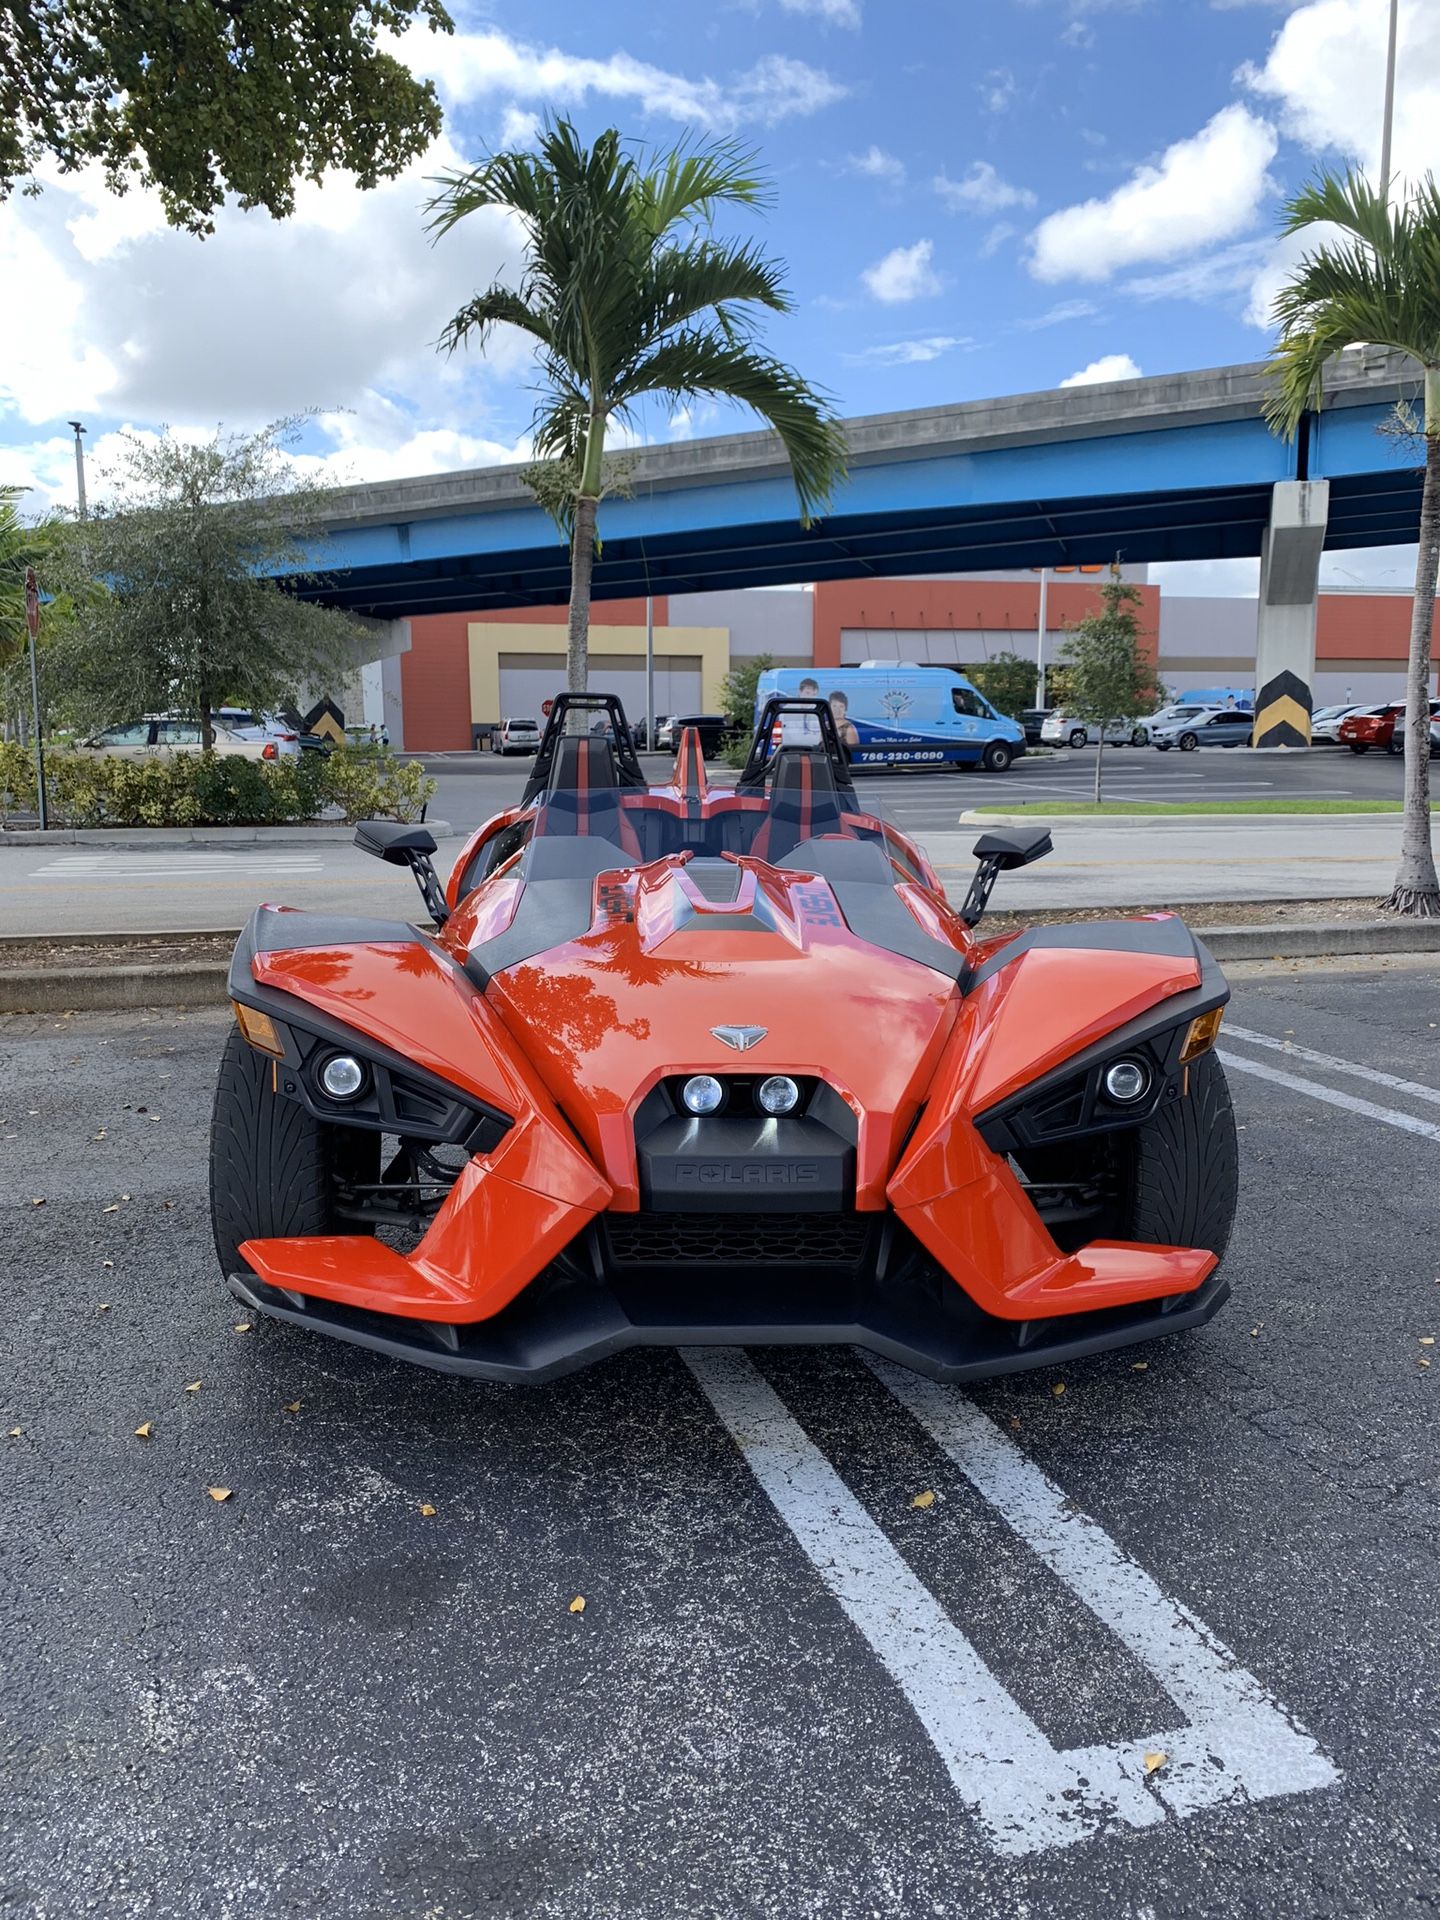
[
  {"left": 1039, "top": 713, "right": 1147, "bottom": 749},
  {"left": 78, "top": 717, "right": 280, "bottom": 761},
  {"left": 1151, "top": 707, "right": 1254, "bottom": 751}
]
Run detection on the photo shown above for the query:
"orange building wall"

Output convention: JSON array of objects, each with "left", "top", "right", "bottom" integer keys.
[
  {"left": 1316, "top": 593, "right": 1439, "bottom": 661},
  {"left": 811, "top": 578, "right": 1161, "bottom": 667},
  {"left": 402, "top": 598, "right": 672, "bottom": 749}
]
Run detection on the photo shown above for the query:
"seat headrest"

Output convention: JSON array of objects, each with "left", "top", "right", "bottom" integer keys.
[{"left": 550, "top": 735, "right": 619, "bottom": 792}]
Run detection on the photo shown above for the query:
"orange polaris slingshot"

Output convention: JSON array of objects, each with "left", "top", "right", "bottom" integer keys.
[{"left": 212, "top": 694, "right": 1237, "bottom": 1382}]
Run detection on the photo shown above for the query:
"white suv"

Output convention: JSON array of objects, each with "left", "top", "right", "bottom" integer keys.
[
  {"left": 490, "top": 717, "right": 541, "bottom": 755},
  {"left": 215, "top": 707, "right": 301, "bottom": 757}
]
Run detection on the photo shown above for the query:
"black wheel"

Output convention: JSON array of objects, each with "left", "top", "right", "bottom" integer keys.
[
  {"left": 1120, "top": 1050, "right": 1238, "bottom": 1263},
  {"left": 1130, "top": 728, "right": 1147, "bottom": 747},
  {"left": 210, "top": 1027, "right": 378, "bottom": 1275},
  {"left": 981, "top": 739, "right": 1014, "bottom": 773},
  {"left": 1386, "top": 734, "right": 1402, "bottom": 756},
  {"left": 1155, "top": 743, "right": 1171, "bottom": 752},
  {"left": 1348, "top": 743, "right": 1368, "bottom": 755},
  {"left": 1069, "top": 728, "right": 1087, "bottom": 749},
  {"left": 1178, "top": 732, "right": 1199, "bottom": 752}
]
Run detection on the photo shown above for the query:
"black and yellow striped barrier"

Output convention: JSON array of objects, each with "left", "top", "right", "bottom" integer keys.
[{"left": 1251, "top": 669, "right": 1311, "bottom": 748}]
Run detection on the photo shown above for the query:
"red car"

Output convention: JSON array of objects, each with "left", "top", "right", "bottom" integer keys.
[
  {"left": 212, "top": 694, "right": 1237, "bottom": 1384},
  {"left": 1338, "top": 701, "right": 1440, "bottom": 754}
]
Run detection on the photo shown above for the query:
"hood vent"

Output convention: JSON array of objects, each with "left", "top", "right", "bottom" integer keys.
[{"left": 684, "top": 859, "right": 744, "bottom": 904}]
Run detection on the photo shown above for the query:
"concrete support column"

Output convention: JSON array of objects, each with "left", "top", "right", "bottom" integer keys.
[{"left": 1252, "top": 480, "right": 1329, "bottom": 747}]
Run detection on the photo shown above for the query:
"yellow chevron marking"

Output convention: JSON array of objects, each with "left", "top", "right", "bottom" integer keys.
[{"left": 1251, "top": 693, "right": 1311, "bottom": 743}]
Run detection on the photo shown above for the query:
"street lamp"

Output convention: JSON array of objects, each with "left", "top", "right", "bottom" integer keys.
[{"left": 68, "top": 420, "right": 87, "bottom": 518}]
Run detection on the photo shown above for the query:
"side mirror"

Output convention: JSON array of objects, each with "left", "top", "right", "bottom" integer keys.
[
  {"left": 960, "top": 826, "right": 1053, "bottom": 928},
  {"left": 354, "top": 820, "right": 447, "bottom": 924}
]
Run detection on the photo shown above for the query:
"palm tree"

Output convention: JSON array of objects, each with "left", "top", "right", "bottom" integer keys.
[
  {"left": 1265, "top": 169, "right": 1440, "bottom": 916},
  {"left": 427, "top": 122, "right": 847, "bottom": 694}
]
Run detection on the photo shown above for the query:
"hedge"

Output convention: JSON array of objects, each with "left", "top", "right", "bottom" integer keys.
[{"left": 0, "top": 740, "right": 434, "bottom": 829}]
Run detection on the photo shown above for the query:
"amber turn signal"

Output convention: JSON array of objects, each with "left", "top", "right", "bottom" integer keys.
[
  {"left": 233, "top": 1001, "right": 283, "bottom": 1056},
  {"left": 1179, "top": 1006, "right": 1224, "bottom": 1064}
]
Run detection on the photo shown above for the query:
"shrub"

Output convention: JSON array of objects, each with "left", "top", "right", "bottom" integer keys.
[{"left": 23, "top": 748, "right": 436, "bottom": 830}]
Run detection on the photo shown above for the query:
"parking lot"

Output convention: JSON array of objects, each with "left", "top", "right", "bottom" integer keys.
[{"left": 4, "top": 959, "right": 1439, "bottom": 1918}]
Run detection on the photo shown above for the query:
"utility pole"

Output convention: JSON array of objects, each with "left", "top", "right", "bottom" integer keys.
[
  {"left": 645, "top": 593, "right": 655, "bottom": 754},
  {"left": 1035, "top": 566, "right": 1049, "bottom": 708},
  {"left": 24, "top": 567, "right": 48, "bottom": 831},
  {"left": 1379, "top": 0, "right": 1399, "bottom": 194},
  {"left": 68, "top": 420, "right": 88, "bottom": 518}
]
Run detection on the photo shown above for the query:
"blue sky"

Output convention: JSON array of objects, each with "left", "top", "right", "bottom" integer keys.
[{"left": 0, "top": 0, "right": 1431, "bottom": 588}]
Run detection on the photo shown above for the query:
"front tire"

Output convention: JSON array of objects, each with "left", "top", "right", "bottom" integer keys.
[
  {"left": 1130, "top": 728, "right": 1147, "bottom": 747},
  {"left": 1120, "top": 1050, "right": 1238, "bottom": 1262},
  {"left": 210, "top": 1027, "right": 378, "bottom": 1275},
  {"left": 1069, "top": 728, "right": 1087, "bottom": 749},
  {"left": 981, "top": 739, "right": 1014, "bottom": 773},
  {"left": 1349, "top": 743, "right": 1368, "bottom": 755},
  {"left": 1178, "top": 732, "right": 1199, "bottom": 752}
]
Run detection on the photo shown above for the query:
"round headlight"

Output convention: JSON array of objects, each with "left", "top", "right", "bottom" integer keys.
[
  {"left": 757, "top": 1075, "right": 800, "bottom": 1116},
  {"left": 1103, "top": 1059, "right": 1150, "bottom": 1104},
  {"left": 319, "top": 1052, "right": 366, "bottom": 1100},
  {"left": 682, "top": 1074, "right": 725, "bottom": 1116}
]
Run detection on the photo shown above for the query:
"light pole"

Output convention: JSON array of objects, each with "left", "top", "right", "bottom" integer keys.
[
  {"left": 1379, "top": 0, "right": 1399, "bottom": 193},
  {"left": 644, "top": 593, "right": 655, "bottom": 753},
  {"left": 24, "top": 567, "right": 48, "bottom": 830},
  {"left": 1035, "top": 566, "right": 1049, "bottom": 707},
  {"left": 68, "top": 420, "right": 87, "bottom": 518}
]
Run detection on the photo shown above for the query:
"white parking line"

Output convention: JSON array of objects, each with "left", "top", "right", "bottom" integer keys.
[
  {"left": 1225, "top": 1023, "right": 1440, "bottom": 1108},
  {"left": 686, "top": 1345, "right": 1336, "bottom": 1856},
  {"left": 1220, "top": 1050, "right": 1440, "bottom": 1142}
]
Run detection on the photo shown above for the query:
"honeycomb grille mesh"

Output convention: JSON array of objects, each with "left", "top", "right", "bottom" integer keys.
[{"left": 605, "top": 1211, "right": 871, "bottom": 1268}]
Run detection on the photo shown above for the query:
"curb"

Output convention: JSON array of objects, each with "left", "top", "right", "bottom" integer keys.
[
  {"left": 0, "top": 820, "right": 454, "bottom": 849},
  {"left": 960, "top": 809, "right": 1399, "bottom": 830},
  {"left": 4, "top": 918, "right": 1436, "bottom": 1014}
]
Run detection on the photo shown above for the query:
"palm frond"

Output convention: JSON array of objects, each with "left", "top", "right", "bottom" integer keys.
[
  {"left": 635, "top": 137, "right": 770, "bottom": 236},
  {"left": 617, "top": 330, "right": 847, "bottom": 523},
  {"left": 435, "top": 284, "right": 555, "bottom": 359}
]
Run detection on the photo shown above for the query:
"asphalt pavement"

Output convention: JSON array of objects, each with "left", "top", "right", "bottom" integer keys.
[
  {"left": 0, "top": 746, "right": 1422, "bottom": 934},
  {"left": 3, "top": 961, "right": 1439, "bottom": 1916}
]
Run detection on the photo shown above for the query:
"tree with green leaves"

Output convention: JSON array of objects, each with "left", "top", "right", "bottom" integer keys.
[
  {"left": 427, "top": 122, "right": 847, "bottom": 695},
  {"left": 1, "top": 0, "right": 452, "bottom": 233},
  {"left": 60, "top": 421, "right": 369, "bottom": 746},
  {"left": 1266, "top": 169, "right": 1440, "bottom": 917},
  {"left": 966, "top": 650, "right": 1038, "bottom": 720},
  {"left": 1059, "top": 570, "right": 1159, "bottom": 804}
]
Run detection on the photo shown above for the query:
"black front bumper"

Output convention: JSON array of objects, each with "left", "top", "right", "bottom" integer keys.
[{"left": 228, "top": 1213, "right": 1229, "bottom": 1386}]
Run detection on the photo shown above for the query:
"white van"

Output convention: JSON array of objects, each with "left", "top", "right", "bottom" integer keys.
[{"left": 754, "top": 666, "right": 1025, "bottom": 771}]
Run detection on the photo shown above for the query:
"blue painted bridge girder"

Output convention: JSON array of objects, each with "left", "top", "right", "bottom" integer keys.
[{"left": 290, "top": 353, "right": 1427, "bottom": 618}]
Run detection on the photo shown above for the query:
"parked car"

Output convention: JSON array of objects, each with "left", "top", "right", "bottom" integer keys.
[
  {"left": 78, "top": 717, "right": 280, "bottom": 760},
  {"left": 657, "top": 713, "right": 737, "bottom": 756},
  {"left": 1018, "top": 707, "right": 1053, "bottom": 746},
  {"left": 1336, "top": 702, "right": 1440, "bottom": 754},
  {"left": 1040, "top": 713, "right": 1147, "bottom": 749},
  {"left": 1309, "top": 702, "right": 1363, "bottom": 744},
  {"left": 214, "top": 707, "right": 301, "bottom": 757},
  {"left": 1151, "top": 707, "right": 1254, "bottom": 751},
  {"left": 489, "top": 717, "right": 541, "bottom": 756}
]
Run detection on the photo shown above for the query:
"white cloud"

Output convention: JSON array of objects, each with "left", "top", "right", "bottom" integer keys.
[
  {"left": 1060, "top": 353, "right": 1142, "bottom": 386},
  {"left": 843, "top": 335, "right": 973, "bottom": 366},
  {"left": 1242, "top": 0, "right": 1439, "bottom": 184},
  {"left": 979, "top": 68, "right": 1017, "bottom": 113},
  {"left": 980, "top": 222, "right": 1018, "bottom": 258},
  {"left": 1028, "top": 104, "right": 1278, "bottom": 282},
  {"left": 780, "top": 0, "right": 862, "bottom": 26},
  {"left": 497, "top": 105, "right": 542, "bottom": 149},
  {"left": 1016, "top": 299, "right": 1099, "bottom": 330},
  {"left": 861, "top": 239, "right": 942, "bottom": 303},
  {"left": 934, "top": 162, "right": 1036, "bottom": 214},
  {"left": 393, "top": 24, "right": 846, "bottom": 129},
  {"left": 846, "top": 146, "right": 906, "bottom": 185}
]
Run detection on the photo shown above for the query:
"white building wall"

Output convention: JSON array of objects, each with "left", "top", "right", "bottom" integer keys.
[{"left": 670, "top": 587, "right": 813, "bottom": 659}]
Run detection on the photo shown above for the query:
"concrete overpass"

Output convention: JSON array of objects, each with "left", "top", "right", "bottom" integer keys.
[{"left": 298, "top": 348, "right": 1429, "bottom": 747}]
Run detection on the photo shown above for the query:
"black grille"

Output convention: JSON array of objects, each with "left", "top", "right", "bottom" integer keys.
[
  {"left": 684, "top": 858, "right": 743, "bottom": 903},
  {"left": 604, "top": 1210, "right": 872, "bottom": 1268}
]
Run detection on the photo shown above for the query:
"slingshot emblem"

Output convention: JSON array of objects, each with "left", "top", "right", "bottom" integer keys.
[{"left": 711, "top": 1025, "right": 767, "bottom": 1052}]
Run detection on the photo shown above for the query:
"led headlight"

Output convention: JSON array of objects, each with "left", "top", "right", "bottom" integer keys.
[
  {"left": 682, "top": 1074, "right": 725, "bottom": 1115},
  {"left": 1103, "top": 1058, "right": 1149, "bottom": 1103},
  {"left": 319, "top": 1052, "right": 366, "bottom": 1100},
  {"left": 757, "top": 1075, "right": 800, "bottom": 1116}
]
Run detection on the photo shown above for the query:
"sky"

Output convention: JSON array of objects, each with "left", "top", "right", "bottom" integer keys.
[{"left": 1, "top": 0, "right": 1435, "bottom": 594}]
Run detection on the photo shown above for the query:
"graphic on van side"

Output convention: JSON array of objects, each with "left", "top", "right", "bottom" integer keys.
[{"left": 754, "top": 667, "right": 1025, "bottom": 769}]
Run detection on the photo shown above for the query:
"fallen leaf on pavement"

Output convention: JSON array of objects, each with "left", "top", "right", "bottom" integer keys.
[
  {"left": 420, "top": 1503, "right": 437, "bottom": 1517},
  {"left": 1143, "top": 1751, "right": 1167, "bottom": 1775},
  {"left": 1131, "top": 1361, "right": 1149, "bottom": 1372},
  {"left": 7, "top": 1427, "right": 22, "bottom": 1438},
  {"left": 30, "top": 1197, "right": 44, "bottom": 1207},
  {"left": 911, "top": 1489, "right": 936, "bottom": 1509},
  {"left": 97, "top": 1303, "right": 110, "bottom": 1312},
  {"left": 1052, "top": 1382, "right": 1066, "bottom": 1397},
  {"left": 233, "top": 1322, "right": 252, "bottom": 1334},
  {"left": 134, "top": 1422, "right": 153, "bottom": 1440},
  {"left": 101, "top": 1260, "right": 113, "bottom": 1269},
  {"left": 184, "top": 1381, "right": 201, "bottom": 1393},
  {"left": 1419, "top": 1337, "right": 1435, "bottom": 1346},
  {"left": 283, "top": 1401, "right": 301, "bottom": 1413},
  {"left": 206, "top": 1487, "right": 232, "bottom": 1502},
  {"left": 102, "top": 1204, "right": 119, "bottom": 1214},
  {"left": 569, "top": 1595, "right": 586, "bottom": 1614}
]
